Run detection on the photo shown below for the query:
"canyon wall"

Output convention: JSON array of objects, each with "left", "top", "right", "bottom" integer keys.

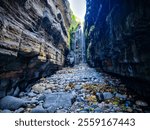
[
  {"left": 85, "top": 0, "right": 150, "bottom": 97},
  {"left": 0, "top": 0, "right": 71, "bottom": 98}
]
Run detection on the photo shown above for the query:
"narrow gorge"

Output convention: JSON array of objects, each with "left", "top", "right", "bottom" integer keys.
[{"left": 0, "top": 0, "right": 150, "bottom": 113}]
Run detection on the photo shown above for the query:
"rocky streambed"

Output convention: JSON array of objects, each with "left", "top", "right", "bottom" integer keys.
[{"left": 0, "top": 64, "right": 149, "bottom": 113}]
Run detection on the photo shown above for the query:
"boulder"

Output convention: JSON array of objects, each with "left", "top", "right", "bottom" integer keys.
[
  {"left": 31, "top": 105, "right": 47, "bottom": 113},
  {"left": 136, "top": 100, "right": 148, "bottom": 107},
  {"left": 115, "top": 93, "right": 127, "bottom": 100},
  {"left": 0, "top": 96, "right": 27, "bottom": 110},
  {"left": 96, "top": 92, "right": 114, "bottom": 102},
  {"left": 43, "top": 92, "right": 75, "bottom": 109}
]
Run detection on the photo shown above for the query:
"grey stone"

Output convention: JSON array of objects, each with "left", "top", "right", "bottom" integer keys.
[
  {"left": 29, "top": 99, "right": 39, "bottom": 105},
  {"left": 44, "top": 89, "right": 52, "bottom": 94},
  {"left": 43, "top": 92, "right": 74, "bottom": 109},
  {"left": 31, "top": 105, "right": 47, "bottom": 113},
  {"left": 96, "top": 92, "right": 113, "bottom": 102},
  {"left": 28, "top": 92, "right": 37, "bottom": 97},
  {"left": 136, "top": 100, "right": 148, "bottom": 107},
  {"left": 15, "top": 108, "right": 25, "bottom": 113},
  {"left": 47, "top": 106, "right": 56, "bottom": 113},
  {"left": 0, "top": 96, "right": 27, "bottom": 110},
  {"left": 103, "top": 92, "right": 114, "bottom": 99},
  {"left": 115, "top": 93, "right": 127, "bottom": 100},
  {"left": 71, "top": 91, "right": 77, "bottom": 98},
  {"left": 91, "top": 104, "right": 99, "bottom": 109},
  {"left": 56, "top": 109, "right": 68, "bottom": 113},
  {"left": 74, "top": 85, "right": 82, "bottom": 90},
  {"left": 13, "top": 87, "right": 20, "bottom": 97},
  {"left": 94, "top": 108, "right": 102, "bottom": 113},
  {"left": 79, "top": 110, "right": 87, "bottom": 113},
  {"left": 76, "top": 97, "right": 85, "bottom": 102},
  {"left": 2, "top": 109, "right": 12, "bottom": 113},
  {"left": 19, "top": 92, "right": 25, "bottom": 97},
  {"left": 83, "top": 107, "right": 90, "bottom": 112},
  {"left": 37, "top": 94, "right": 46, "bottom": 101}
]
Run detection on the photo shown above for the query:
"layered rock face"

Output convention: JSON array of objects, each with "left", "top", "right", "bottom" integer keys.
[
  {"left": 0, "top": 0, "right": 71, "bottom": 98},
  {"left": 85, "top": 0, "right": 150, "bottom": 81}
]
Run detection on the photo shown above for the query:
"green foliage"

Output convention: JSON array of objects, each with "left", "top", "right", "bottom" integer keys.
[
  {"left": 68, "top": 12, "right": 80, "bottom": 48},
  {"left": 70, "top": 14, "right": 79, "bottom": 32}
]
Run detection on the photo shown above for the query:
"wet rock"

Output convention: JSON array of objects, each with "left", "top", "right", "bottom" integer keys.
[
  {"left": 134, "top": 107, "right": 143, "bottom": 112},
  {"left": 75, "top": 85, "right": 82, "bottom": 90},
  {"left": 91, "top": 104, "right": 99, "bottom": 109},
  {"left": 70, "top": 102, "right": 81, "bottom": 111},
  {"left": 115, "top": 93, "right": 127, "bottom": 100},
  {"left": 103, "top": 92, "right": 114, "bottom": 99},
  {"left": 19, "top": 92, "right": 25, "bottom": 97},
  {"left": 96, "top": 92, "right": 113, "bottom": 102},
  {"left": 79, "top": 110, "right": 87, "bottom": 113},
  {"left": 126, "top": 107, "right": 133, "bottom": 113},
  {"left": 83, "top": 107, "right": 90, "bottom": 113},
  {"left": 76, "top": 97, "right": 86, "bottom": 102},
  {"left": 29, "top": 99, "right": 39, "bottom": 105},
  {"left": 31, "top": 105, "right": 47, "bottom": 113},
  {"left": 37, "top": 94, "right": 46, "bottom": 101},
  {"left": 43, "top": 92, "right": 74, "bottom": 109},
  {"left": 47, "top": 106, "right": 56, "bottom": 113},
  {"left": 2, "top": 110, "right": 12, "bottom": 113},
  {"left": 0, "top": 96, "right": 27, "bottom": 110},
  {"left": 15, "top": 108, "right": 25, "bottom": 113},
  {"left": 28, "top": 92, "right": 37, "bottom": 97},
  {"left": 13, "top": 87, "right": 20, "bottom": 97},
  {"left": 71, "top": 91, "right": 77, "bottom": 98},
  {"left": 44, "top": 89, "right": 52, "bottom": 94},
  {"left": 135, "top": 100, "right": 148, "bottom": 107},
  {"left": 45, "top": 84, "right": 55, "bottom": 90},
  {"left": 56, "top": 109, "right": 68, "bottom": 113},
  {"left": 32, "top": 84, "right": 45, "bottom": 93},
  {"left": 65, "top": 86, "right": 71, "bottom": 91},
  {"left": 94, "top": 107, "right": 102, "bottom": 113}
]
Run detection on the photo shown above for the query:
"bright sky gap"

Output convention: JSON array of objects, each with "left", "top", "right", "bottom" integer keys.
[{"left": 68, "top": 0, "right": 86, "bottom": 22}]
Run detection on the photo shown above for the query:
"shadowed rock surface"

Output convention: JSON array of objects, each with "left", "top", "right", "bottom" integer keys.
[{"left": 85, "top": 0, "right": 150, "bottom": 98}]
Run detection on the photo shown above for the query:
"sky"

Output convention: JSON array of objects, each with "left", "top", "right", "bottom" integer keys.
[{"left": 68, "top": 0, "right": 86, "bottom": 22}]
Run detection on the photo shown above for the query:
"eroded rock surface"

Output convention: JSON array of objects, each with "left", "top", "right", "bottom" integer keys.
[
  {"left": 0, "top": 0, "right": 71, "bottom": 98},
  {"left": 84, "top": 0, "right": 150, "bottom": 98}
]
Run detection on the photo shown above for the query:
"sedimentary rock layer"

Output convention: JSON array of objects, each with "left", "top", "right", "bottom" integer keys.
[{"left": 0, "top": 0, "right": 71, "bottom": 98}]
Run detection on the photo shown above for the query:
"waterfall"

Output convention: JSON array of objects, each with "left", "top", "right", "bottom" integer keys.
[
  {"left": 68, "top": 24, "right": 86, "bottom": 66},
  {"left": 81, "top": 24, "right": 86, "bottom": 63}
]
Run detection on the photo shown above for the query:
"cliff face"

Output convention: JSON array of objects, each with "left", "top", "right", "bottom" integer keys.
[
  {"left": 85, "top": 0, "right": 150, "bottom": 81},
  {"left": 0, "top": 0, "right": 71, "bottom": 98}
]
